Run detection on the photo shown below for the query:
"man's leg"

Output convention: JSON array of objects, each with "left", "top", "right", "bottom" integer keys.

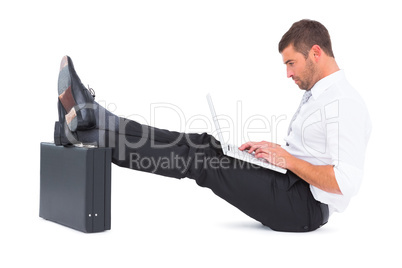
[
  {"left": 193, "top": 155, "right": 324, "bottom": 232},
  {"left": 101, "top": 117, "right": 324, "bottom": 232},
  {"left": 107, "top": 117, "right": 221, "bottom": 178}
]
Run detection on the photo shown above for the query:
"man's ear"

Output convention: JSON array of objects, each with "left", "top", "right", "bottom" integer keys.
[{"left": 311, "top": 45, "right": 322, "bottom": 62}]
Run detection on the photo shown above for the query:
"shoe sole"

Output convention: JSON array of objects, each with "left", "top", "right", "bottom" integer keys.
[{"left": 58, "top": 56, "right": 78, "bottom": 131}]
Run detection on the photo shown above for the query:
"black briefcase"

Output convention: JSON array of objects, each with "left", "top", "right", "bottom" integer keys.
[{"left": 39, "top": 142, "right": 112, "bottom": 233}]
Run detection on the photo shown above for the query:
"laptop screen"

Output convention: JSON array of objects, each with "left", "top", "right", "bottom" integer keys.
[{"left": 206, "top": 94, "right": 225, "bottom": 144}]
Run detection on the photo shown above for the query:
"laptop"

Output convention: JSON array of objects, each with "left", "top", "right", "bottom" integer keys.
[{"left": 206, "top": 94, "right": 287, "bottom": 174}]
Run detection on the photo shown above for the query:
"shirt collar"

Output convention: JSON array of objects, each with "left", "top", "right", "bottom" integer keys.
[{"left": 310, "top": 69, "right": 345, "bottom": 99}]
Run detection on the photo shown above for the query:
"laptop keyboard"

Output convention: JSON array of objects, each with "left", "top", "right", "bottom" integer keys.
[
  {"left": 227, "top": 144, "right": 257, "bottom": 159},
  {"left": 225, "top": 144, "right": 287, "bottom": 174}
]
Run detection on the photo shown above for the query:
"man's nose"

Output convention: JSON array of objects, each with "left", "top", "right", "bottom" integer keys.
[{"left": 287, "top": 67, "right": 293, "bottom": 78}]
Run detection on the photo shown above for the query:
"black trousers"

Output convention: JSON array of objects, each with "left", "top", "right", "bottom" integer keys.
[{"left": 106, "top": 117, "right": 326, "bottom": 232}]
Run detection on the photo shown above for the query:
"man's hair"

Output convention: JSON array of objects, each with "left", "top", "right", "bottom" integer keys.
[{"left": 278, "top": 19, "right": 335, "bottom": 58}]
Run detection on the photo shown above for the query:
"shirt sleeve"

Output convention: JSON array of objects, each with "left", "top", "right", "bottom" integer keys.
[{"left": 328, "top": 97, "right": 371, "bottom": 198}]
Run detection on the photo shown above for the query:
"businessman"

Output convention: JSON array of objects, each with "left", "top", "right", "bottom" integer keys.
[{"left": 55, "top": 19, "right": 371, "bottom": 232}]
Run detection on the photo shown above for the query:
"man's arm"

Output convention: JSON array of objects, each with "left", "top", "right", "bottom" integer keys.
[{"left": 239, "top": 141, "right": 342, "bottom": 195}]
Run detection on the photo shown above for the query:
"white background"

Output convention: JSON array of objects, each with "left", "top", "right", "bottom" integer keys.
[{"left": 1, "top": 0, "right": 401, "bottom": 267}]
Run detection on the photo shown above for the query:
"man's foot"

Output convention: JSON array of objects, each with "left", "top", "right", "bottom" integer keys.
[{"left": 55, "top": 56, "right": 96, "bottom": 145}]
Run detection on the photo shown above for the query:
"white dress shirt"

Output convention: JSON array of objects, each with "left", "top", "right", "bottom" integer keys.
[{"left": 284, "top": 70, "right": 371, "bottom": 215}]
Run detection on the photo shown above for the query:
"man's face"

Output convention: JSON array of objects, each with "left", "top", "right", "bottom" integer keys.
[{"left": 281, "top": 45, "right": 317, "bottom": 90}]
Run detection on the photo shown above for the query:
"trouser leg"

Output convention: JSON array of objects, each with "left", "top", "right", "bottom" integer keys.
[
  {"left": 108, "top": 117, "right": 324, "bottom": 232},
  {"left": 193, "top": 155, "right": 324, "bottom": 232},
  {"left": 108, "top": 117, "right": 221, "bottom": 178}
]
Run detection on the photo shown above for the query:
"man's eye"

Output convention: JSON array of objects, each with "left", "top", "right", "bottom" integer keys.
[{"left": 289, "top": 62, "right": 294, "bottom": 66}]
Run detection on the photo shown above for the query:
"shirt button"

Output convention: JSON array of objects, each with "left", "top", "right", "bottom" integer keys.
[{"left": 304, "top": 226, "right": 309, "bottom": 230}]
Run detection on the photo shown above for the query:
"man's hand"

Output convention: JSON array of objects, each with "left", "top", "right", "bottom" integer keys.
[{"left": 239, "top": 141, "right": 292, "bottom": 169}]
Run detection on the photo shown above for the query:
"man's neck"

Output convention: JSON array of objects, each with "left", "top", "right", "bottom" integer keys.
[
  {"left": 308, "top": 57, "right": 340, "bottom": 91},
  {"left": 321, "top": 57, "right": 340, "bottom": 78}
]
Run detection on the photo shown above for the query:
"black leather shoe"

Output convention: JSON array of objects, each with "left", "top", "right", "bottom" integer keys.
[
  {"left": 57, "top": 55, "right": 96, "bottom": 132},
  {"left": 55, "top": 56, "right": 96, "bottom": 146}
]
